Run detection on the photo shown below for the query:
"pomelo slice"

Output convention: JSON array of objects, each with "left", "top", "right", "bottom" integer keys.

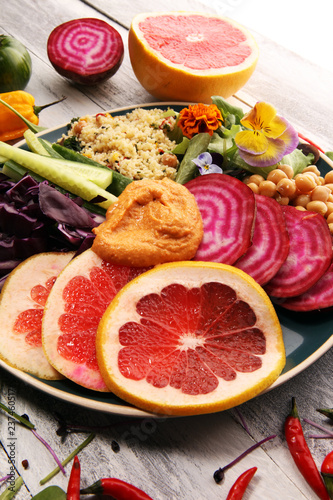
[
  {"left": 185, "top": 174, "right": 256, "bottom": 265},
  {"left": 42, "top": 248, "right": 152, "bottom": 391},
  {"left": 264, "top": 206, "right": 333, "bottom": 298},
  {"left": 97, "top": 261, "right": 285, "bottom": 416},
  {"left": 0, "top": 252, "right": 74, "bottom": 379},
  {"left": 128, "top": 12, "right": 259, "bottom": 102},
  {"left": 235, "top": 194, "right": 290, "bottom": 285}
]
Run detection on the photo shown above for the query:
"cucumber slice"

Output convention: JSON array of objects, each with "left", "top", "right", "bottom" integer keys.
[{"left": 0, "top": 141, "right": 117, "bottom": 209}]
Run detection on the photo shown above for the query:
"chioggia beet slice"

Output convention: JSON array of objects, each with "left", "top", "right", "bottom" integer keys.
[
  {"left": 185, "top": 174, "right": 256, "bottom": 265},
  {"left": 275, "top": 260, "right": 333, "bottom": 311},
  {"left": 235, "top": 194, "right": 289, "bottom": 285},
  {"left": 47, "top": 18, "right": 124, "bottom": 85},
  {"left": 264, "top": 205, "right": 333, "bottom": 298}
]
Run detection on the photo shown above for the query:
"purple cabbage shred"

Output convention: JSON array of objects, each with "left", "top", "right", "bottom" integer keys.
[{"left": 0, "top": 174, "right": 105, "bottom": 288}]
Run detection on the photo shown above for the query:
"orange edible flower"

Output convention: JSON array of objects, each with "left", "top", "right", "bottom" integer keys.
[{"left": 178, "top": 103, "right": 223, "bottom": 139}]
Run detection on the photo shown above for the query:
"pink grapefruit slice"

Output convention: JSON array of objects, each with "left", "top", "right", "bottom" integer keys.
[
  {"left": 42, "top": 248, "right": 152, "bottom": 391},
  {"left": 97, "top": 261, "right": 285, "bottom": 416},
  {"left": 128, "top": 12, "right": 259, "bottom": 102},
  {"left": 0, "top": 252, "right": 74, "bottom": 379}
]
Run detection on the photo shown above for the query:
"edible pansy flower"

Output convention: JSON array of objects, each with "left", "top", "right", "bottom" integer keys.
[
  {"left": 235, "top": 101, "right": 299, "bottom": 167},
  {"left": 178, "top": 103, "right": 223, "bottom": 139},
  {"left": 193, "top": 152, "right": 223, "bottom": 175}
]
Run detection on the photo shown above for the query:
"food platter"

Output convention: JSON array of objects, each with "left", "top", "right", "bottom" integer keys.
[{"left": 1, "top": 103, "right": 333, "bottom": 418}]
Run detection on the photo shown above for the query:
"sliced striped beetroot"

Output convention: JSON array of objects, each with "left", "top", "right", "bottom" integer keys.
[
  {"left": 264, "top": 205, "right": 333, "bottom": 298},
  {"left": 47, "top": 18, "right": 124, "bottom": 85},
  {"left": 185, "top": 174, "right": 256, "bottom": 265},
  {"left": 276, "top": 260, "right": 333, "bottom": 311},
  {"left": 235, "top": 194, "right": 289, "bottom": 285}
]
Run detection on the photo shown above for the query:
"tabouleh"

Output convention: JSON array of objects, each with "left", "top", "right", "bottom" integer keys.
[{"left": 61, "top": 107, "right": 179, "bottom": 180}]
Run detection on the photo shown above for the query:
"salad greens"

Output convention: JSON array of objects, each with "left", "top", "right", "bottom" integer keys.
[{"left": 167, "top": 96, "right": 315, "bottom": 183}]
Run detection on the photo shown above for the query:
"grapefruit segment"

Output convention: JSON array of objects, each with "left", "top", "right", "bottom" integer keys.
[
  {"left": 128, "top": 12, "right": 259, "bottom": 102},
  {"left": 0, "top": 252, "right": 74, "bottom": 379},
  {"left": 42, "top": 248, "right": 152, "bottom": 391},
  {"left": 97, "top": 261, "right": 285, "bottom": 415}
]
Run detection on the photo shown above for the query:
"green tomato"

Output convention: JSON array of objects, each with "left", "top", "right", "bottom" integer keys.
[{"left": 0, "top": 35, "right": 32, "bottom": 92}]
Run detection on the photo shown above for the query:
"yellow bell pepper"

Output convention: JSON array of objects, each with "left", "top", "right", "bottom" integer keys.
[{"left": 0, "top": 90, "right": 66, "bottom": 142}]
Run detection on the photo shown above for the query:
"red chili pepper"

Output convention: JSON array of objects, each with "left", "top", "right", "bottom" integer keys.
[
  {"left": 226, "top": 467, "right": 257, "bottom": 500},
  {"left": 80, "top": 477, "right": 153, "bottom": 500},
  {"left": 321, "top": 450, "right": 333, "bottom": 499},
  {"left": 285, "top": 397, "right": 329, "bottom": 500},
  {"left": 66, "top": 455, "right": 80, "bottom": 500}
]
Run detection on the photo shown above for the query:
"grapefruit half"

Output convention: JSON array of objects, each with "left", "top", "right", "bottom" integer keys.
[
  {"left": 128, "top": 12, "right": 259, "bottom": 102},
  {"left": 0, "top": 252, "right": 74, "bottom": 379},
  {"left": 42, "top": 248, "right": 152, "bottom": 391},
  {"left": 97, "top": 261, "right": 285, "bottom": 416}
]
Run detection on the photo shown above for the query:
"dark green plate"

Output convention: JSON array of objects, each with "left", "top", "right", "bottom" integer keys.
[{"left": 1, "top": 103, "right": 332, "bottom": 417}]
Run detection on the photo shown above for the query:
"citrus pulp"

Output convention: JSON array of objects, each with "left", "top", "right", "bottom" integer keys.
[
  {"left": 97, "top": 261, "right": 285, "bottom": 415},
  {"left": 42, "top": 248, "right": 152, "bottom": 391},
  {"left": 128, "top": 12, "right": 259, "bottom": 102},
  {"left": 0, "top": 252, "right": 74, "bottom": 379}
]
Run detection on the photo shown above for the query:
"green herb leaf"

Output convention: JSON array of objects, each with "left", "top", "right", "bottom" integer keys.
[
  {"left": 211, "top": 95, "right": 244, "bottom": 125},
  {"left": 39, "top": 433, "right": 95, "bottom": 485},
  {"left": 0, "top": 401, "right": 35, "bottom": 429},
  {"left": 31, "top": 486, "right": 66, "bottom": 500},
  {"left": 175, "top": 133, "right": 211, "bottom": 184},
  {"left": 0, "top": 97, "right": 46, "bottom": 134},
  {"left": 0, "top": 477, "right": 23, "bottom": 500}
]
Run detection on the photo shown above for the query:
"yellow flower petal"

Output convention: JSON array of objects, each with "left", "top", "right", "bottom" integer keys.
[
  {"left": 235, "top": 130, "right": 269, "bottom": 155},
  {"left": 241, "top": 102, "right": 277, "bottom": 131}
]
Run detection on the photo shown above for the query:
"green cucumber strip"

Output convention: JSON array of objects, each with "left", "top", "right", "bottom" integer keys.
[
  {"left": 0, "top": 141, "right": 117, "bottom": 209},
  {"left": 52, "top": 143, "right": 110, "bottom": 170},
  {"left": 22, "top": 131, "right": 112, "bottom": 188},
  {"left": 3, "top": 160, "right": 44, "bottom": 182},
  {"left": 3, "top": 160, "right": 106, "bottom": 216},
  {"left": 38, "top": 139, "right": 64, "bottom": 158},
  {"left": 52, "top": 143, "right": 133, "bottom": 196},
  {"left": 24, "top": 129, "right": 50, "bottom": 156}
]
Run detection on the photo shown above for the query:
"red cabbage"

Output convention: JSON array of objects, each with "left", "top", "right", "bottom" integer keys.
[{"left": 0, "top": 174, "right": 105, "bottom": 284}]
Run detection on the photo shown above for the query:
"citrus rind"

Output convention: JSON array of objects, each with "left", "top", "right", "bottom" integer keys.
[
  {"left": 0, "top": 252, "right": 74, "bottom": 380},
  {"left": 97, "top": 261, "right": 285, "bottom": 416}
]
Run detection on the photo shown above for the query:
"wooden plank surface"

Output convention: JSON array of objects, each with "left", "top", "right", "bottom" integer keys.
[{"left": 1, "top": 0, "right": 333, "bottom": 498}]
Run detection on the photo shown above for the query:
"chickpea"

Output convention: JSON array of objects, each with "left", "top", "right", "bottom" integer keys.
[
  {"left": 306, "top": 200, "right": 328, "bottom": 216},
  {"left": 293, "top": 194, "right": 311, "bottom": 207},
  {"left": 278, "top": 164, "right": 294, "bottom": 179},
  {"left": 303, "top": 165, "right": 321, "bottom": 176},
  {"left": 258, "top": 180, "right": 277, "bottom": 197},
  {"left": 304, "top": 171, "right": 321, "bottom": 185},
  {"left": 276, "top": 178, "right": 296, "bottom": 197},
  {"left": 295, "top": 174, "right": 317, "bottom": 193},
  {"left": 328, "top": 223, "right": 333, "bottom": 235},
  {"left": 160, "top": 153, "right": 178, "bottom": 168},
  {"left": 295, "top": 206, "right": 307, "bottom": 211},
  {"left": 266, "top": 169, "right": 288, "bottom": 184},
  {"left": 324, "top": 183, "right": 333, "bottom": 193},
  {"left": 324, "top": 170, "right": 333, "bottom": 184},
  {"left": 248, "top": 174, "right": 265, "bottom": 186},
  {"left": 247, "top": 182, "right": 259, "bottom": 194},
  {"left": 327, "top": 212, "right": 333, "bottom": 224},
  {"left": 275, "top": 193, "right": 289, "bottom": 205},
  {"left": 317, "top": 177, "right": 325, "bottom": 185},
  {"left": 311, "top": 186, "right": 331, "bottom": 202},
  {"left": 326, "top": 202, "right": 333, "bottom": 216},
  {"left": 243, "top": 175, "right": 252, "bottom": 185}
]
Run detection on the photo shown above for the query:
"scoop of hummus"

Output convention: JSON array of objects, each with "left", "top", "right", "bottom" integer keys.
[{"left": 92, "top": 178, "right": 203, "bottom": 267}]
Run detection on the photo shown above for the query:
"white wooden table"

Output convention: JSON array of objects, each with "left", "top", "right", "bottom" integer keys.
[{"left": 1, "top": 1, "right": 333, "bottom": 498}]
